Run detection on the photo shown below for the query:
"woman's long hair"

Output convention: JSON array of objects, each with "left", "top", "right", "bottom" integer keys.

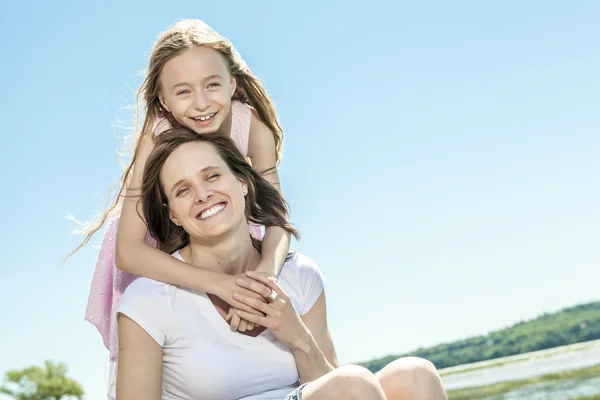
[{"left": 141, "top": 128, "right": 298, "bottom": 254}]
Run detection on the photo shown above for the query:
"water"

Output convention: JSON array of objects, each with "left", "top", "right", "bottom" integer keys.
[
  {"left": 442, "top": 345, "right": 600, "bottom": 391},
  {"left": 498, "top": 376, "right": 600, "bottom": 400}
]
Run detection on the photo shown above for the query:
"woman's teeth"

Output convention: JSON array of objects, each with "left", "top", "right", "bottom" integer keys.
[
  {"left": 194, "top": 113, "right": 215, "bottom": 122},
  {"left": 198, "top": 203, "right": 225, "bottom": 220}
]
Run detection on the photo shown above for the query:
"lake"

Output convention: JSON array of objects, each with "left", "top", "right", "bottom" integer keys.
[{"left": 441, "top": 341, "right": 600, "bottom": 399}]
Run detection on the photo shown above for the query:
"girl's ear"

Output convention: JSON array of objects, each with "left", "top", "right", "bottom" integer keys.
[
  {"left": 159, "top": 94, "right": 170, "bottom": 113},
  {"left": 230, "top": 76, "right": 237, "bottom": 98}
]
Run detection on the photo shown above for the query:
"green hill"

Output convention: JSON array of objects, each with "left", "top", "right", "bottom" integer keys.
[{"left": 359, "top": 301, "right": 600, "bottom": 373}]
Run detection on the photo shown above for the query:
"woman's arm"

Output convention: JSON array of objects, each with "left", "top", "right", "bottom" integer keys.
[
  {"left": 247, "top": 113, "right": 292, "bottom": 277},
  {"left": 233, "top": 273, "right": 339, "bottom": 384},
  {"left": 291, "top": 291, "right": 339, "bottom": 383},
  {"left": 116, "top": 314, "right": 163, "bottom": 400},
  {"left": 298, "top": 292, "right": 340, "bottom": 367},
  {"left": 115, "top": 133, "right": 263, "bottom": 313}
]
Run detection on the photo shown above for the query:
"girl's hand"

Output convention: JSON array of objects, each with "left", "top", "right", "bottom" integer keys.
[
  {"left": 213, "top": 273, "right": 271, "bottom": 331},
  {"left": 233, "top": 271, "right": 310, "bottom": 351},
  {"left": 225, "top": 307, "right": 254, "bottom": 332},
  {"left": 226, "top": 271, "right": 273, "bottom": 332}
]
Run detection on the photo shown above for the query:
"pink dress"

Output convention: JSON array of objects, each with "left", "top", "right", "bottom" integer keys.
[{"left": 85, "top": 101, "right": 260, "bottom": 362}]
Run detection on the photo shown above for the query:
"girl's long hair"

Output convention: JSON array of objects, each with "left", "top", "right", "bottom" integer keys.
[{"left": 67, "top": 19, "right": 283, "bottom": 258}]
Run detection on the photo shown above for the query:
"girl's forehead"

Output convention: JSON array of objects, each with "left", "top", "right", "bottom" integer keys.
[{"left": 161, "top": 47, "right": 229, "bottom": 82}]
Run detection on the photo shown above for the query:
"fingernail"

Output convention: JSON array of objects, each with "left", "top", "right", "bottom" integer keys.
[
  {"left": 233, "top": 292, "right": 241, "bottom": 299},
  {"left": 237, "top": 278, "right": 245, "bottom": 285}
]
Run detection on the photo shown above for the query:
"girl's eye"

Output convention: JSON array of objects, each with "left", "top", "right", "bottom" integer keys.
[
  {"left": 176, "top": 90, "right": 190, "bottom": 96},
  {"left": 207, "top": 82, "right": 220, "bottom": 89},
  {"left": 208, "top": 173, "right": 220, "bottom": 180},
  {"left": 176, "top": 187, "right": 189, "bottom": 196}
]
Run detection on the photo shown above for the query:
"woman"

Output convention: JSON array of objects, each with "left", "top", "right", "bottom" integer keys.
[{"left": 116, "top": 128, "right": 447, "bottom": 399}]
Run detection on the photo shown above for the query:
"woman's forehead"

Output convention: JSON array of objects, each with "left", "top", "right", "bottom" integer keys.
[{"left": 162, "top": 142, "right": 226, "bottom": 182}]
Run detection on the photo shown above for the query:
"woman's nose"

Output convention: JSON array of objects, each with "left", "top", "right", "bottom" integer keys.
[{"left": 194, "top": 185, "right": 214, "bottom": 203}]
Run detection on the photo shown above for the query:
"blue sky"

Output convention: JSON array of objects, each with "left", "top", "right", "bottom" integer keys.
[{"left": 1, "top": 1, "right": 599, "bottom": 399}]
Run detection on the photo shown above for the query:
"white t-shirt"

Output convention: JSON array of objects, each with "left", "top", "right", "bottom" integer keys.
[{"left": 116, "top": 251, "right": 324, "bottom": 400}]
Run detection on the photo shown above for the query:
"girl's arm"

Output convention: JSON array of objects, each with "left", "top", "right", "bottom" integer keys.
[
  {"left": 115, "top": 133, "right": 264, "bottom": 313},
  {"left": 116, "top": 314, "right": 163, "bottom": 400},
  {"left": 247, "top": 114, "right": 292, "bottom": 277}
]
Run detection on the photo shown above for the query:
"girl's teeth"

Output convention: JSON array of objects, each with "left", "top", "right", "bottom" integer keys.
[{"left": 197, "top": 113, "right": 215, "bottom": 121}]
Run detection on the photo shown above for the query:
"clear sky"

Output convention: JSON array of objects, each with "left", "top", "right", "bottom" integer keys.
[{"left": 1, "top": 1, "right": 599, "bottom": 399}]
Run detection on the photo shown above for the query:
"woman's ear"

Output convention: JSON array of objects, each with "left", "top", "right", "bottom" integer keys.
[
  {"left": 168, "top": 207, "right": 181, "bottom": 226},
  {"left": 239, "top": 179, "right": 248, "bottom": 196}
]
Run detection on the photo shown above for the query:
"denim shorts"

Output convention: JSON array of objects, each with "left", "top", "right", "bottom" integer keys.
[{"left": 284, "top": 383, "right": 309, "bottom": 400}]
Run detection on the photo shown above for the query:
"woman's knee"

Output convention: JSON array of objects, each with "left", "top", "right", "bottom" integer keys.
[
  {"left": 305, "top": 365, "right": 385, "bottom": 399},
  {"left": 377, "top": 357, "right": 446, "bottom": 399},
  {"left": 337, "top": 365, "right": 381, "bottom": 396}
]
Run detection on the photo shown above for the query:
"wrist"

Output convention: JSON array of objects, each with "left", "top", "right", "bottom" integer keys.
[
  {"left": 291, "top": 326, "right": 314, "bottom": 355},
  {"left": 192, "top": 268, "right": 220, "bottom": 294},
  {"left": 255, "top": 260, "right": 277, "bottom": 277}
]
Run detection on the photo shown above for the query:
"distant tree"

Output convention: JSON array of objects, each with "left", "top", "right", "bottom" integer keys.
[
  {"left": 359, "top": 301, "right": 600, "bottom": 372},
  {"left": 0, "top": 361, "right": 83, "bottom": 400}
]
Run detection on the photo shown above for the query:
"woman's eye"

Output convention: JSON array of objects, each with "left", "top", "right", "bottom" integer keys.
[
  {"left": 176, "top": 90, "right": 190, "bottom": 96},
  {"left": 176, "top": 187, "right": 189, "bottom": 196},
  {"left": 208, "top": 173, "right": 220, "bottom": 180},
  {"left": 207, "top": 82, "right": 220, "bottom": 89}
]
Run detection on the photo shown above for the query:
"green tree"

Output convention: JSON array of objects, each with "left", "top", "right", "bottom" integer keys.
[
  {"left": 0, "top": 361, "right": 83, "bottom": 400},
  {"left": 359, "top": 301, "right": 600, "bottom": 372}
]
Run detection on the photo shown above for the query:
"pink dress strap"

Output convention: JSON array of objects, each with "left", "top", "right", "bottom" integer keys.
[
  {"left": 85, "top": 100, "right": 261, "bottom": 361},
  {"left": 229, "top": 100, "right": 252, "bottom": 157},
  {"left": 152, "top": 114, "right": 173, "bottom": 135}
]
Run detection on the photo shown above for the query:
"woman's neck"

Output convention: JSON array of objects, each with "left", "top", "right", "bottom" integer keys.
[{"left": 181, "top": 228, "right": 260, "bottom": 275}]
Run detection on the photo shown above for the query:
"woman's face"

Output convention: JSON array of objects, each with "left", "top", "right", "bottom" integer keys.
[
  {"left": 159, "top": 46, "right": 236, "bottom": 134},
  {"left": 160, "top": 141, "right": 248, "bottom": 241}
]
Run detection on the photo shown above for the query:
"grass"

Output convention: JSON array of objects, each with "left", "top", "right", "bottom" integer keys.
[{"left": 447, "top": 363, "right": 600, "bottom": 400}]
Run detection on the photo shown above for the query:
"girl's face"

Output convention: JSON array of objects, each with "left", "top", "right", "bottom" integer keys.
[
  {"left": 159, "top": 46, "right": 237, "bottom": 135},
  {"left": 161, "top": 141, "right": 248, "bottom": 242}
]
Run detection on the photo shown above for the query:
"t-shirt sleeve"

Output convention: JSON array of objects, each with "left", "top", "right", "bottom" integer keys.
[
  {"left": 295, "top": 253, "right": 325, "bottom": 315},
  {"left": 117, "top": 278, "right": 172, "bottom": 346}
]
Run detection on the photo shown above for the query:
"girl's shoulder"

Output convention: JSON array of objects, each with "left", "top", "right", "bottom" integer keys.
[{"left": 246, "top": 105, "right": 277, "bottom": 162}]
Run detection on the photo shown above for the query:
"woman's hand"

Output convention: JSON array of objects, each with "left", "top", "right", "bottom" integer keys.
[{"left": 233, "top": 271, "right": 310, "bottom": 351}]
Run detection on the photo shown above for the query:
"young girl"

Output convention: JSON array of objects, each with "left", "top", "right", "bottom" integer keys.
[{"left": 75, "top": 19, "right": 292, "bottom": 363}]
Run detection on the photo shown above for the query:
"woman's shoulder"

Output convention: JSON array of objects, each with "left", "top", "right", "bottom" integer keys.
[
  {"left": 121, "top": 251, "right": 184, "bottom": 307},
  {"left": 284, "top": 252, "right": 322, "bottom": 275},
  {"left": 121, "top": 277, "right": 174, "bottom": 308},
  {"left": 279, "top": 252, "right": 325, "bottom": 315}
]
